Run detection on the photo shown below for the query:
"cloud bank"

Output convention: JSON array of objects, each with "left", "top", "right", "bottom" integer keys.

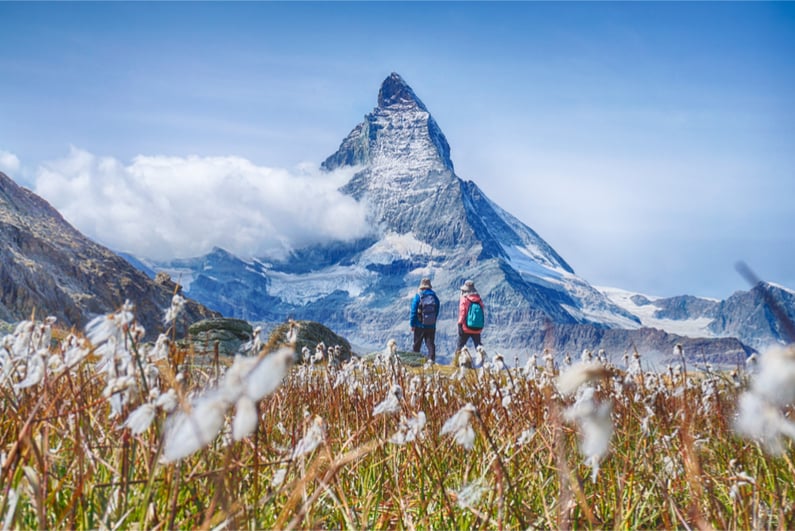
[
  {"left": 33, "top": 147, "right": 371, "bottom": 261},
  {"left": 0, "top": 150, "right": 21, "bottom": 174}
]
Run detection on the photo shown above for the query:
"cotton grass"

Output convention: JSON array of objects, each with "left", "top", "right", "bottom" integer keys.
[
  {"left": 440, "top": 403, "right": 477, "bottom": 450},
  {"left": 4, "top": 305, "right": 795, "bottom": 529},
  {"left": 734, "top": 345, "right": 795, "bottom": 455},
  {"left": 558, "top": 362, "right": 616, "bottom": 482},
  {"left": 161, "top": 347, "right": 295, "bottom": 462}
]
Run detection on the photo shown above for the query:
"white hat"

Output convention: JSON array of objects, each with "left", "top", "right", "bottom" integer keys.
[
  {"left": 419, "top": 278, "right": 432, "bottom": 290},
  {"left": 460, "top": 280, "right": 476, "bottom": 293}
]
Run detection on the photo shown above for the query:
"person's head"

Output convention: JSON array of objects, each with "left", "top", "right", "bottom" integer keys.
[
  {"left": 419, "top": 278, "right": 432, "bottom": 291},
  {"left": 460, "top": 279, "right": 477, "bottom": 294}
]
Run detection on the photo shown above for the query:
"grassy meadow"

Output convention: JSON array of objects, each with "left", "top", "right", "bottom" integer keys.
[{"left": 1, "top": 302, "right": 795, "bottom": 530}]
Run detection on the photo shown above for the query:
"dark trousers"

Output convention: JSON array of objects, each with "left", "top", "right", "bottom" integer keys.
[
  {"left": 413, "top": 327, "right": 436, "bottom": 362},
  {"left": 457, "top": 330, "right": 482, "bottom": 350}
]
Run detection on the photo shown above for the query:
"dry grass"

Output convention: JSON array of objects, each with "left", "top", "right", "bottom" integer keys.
[{"left": 2, "top": 316, "right": 795, "bottom": 530}]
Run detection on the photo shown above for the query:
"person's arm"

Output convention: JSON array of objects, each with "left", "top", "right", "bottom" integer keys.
[
  {"left": 458, "top": 297, "right": 468, "bottom": 325},
  {"left": 410, "top": 294, "right": 420, "bottom": 328}
]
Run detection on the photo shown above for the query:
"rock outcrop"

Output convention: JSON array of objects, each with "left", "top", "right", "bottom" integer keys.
[
  {"left": 188, "top": 317, "right": 253, "bottom": 356},
  {"left": 267, "top": 320, "right": 352, "bottom": 362}
]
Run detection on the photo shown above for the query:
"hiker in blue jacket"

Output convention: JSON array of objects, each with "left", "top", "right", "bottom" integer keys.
[{"left": 410, "top": 278, "right": 440, "bottom": 363}]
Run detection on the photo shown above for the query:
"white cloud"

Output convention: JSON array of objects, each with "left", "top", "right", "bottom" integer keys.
[
  {"left": 33, "top": 147, "right": 371, "bottom": 260},
  {"left": 0, "top": 150, "right": 21, "bottom": 174}
]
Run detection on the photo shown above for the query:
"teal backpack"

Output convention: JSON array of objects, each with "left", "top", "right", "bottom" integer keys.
[{"left": 466, "top": 301, "right": 484, "bottom": 329}]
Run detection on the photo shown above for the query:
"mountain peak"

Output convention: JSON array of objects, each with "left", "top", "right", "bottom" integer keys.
[
  {"left": 377, "top": 72, "right": 427, "bottom": 111},
  {"left": 322, "top": 72, "right": 450, "bottom": 173}
]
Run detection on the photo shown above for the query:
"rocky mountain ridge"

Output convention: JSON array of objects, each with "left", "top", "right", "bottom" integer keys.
[{"left": 602, "top": 282, "right": 795, "bottom": 352}]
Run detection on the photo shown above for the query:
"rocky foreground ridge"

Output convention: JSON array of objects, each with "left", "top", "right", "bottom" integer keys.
[{"left": 0, "top": 171, "right": 219, "bottom": 339}]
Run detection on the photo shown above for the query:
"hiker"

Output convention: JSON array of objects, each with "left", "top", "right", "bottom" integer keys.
[
  {"left": 458, "top": 279, "right": 485, "bottom": 349},
  {"left": 410, "top": 278, "right": 440, "bottom": 363}
]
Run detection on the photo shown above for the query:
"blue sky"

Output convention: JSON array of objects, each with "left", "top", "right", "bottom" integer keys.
[{"left": 1, "top": 2, "right": 793, "bottom": 299}]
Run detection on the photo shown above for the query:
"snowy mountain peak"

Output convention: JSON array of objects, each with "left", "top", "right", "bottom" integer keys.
[
  {"left": 319, "top": 73, "right": 639, "bottom": 331},
  {"left": 323, "top": 73, "right": 453, "bottom": 175},
  {"left": 378, "top": 72, "right": 428, "bottom": 111}
]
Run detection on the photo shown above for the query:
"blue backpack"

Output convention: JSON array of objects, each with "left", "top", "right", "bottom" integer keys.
[
  {"left": 419, "top": 292, "right": 438, "bottom": 326},
  {"left": 466, "top": 300, "right": 484, "bottom": 329}
]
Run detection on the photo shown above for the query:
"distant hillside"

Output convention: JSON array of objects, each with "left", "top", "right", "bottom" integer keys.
[{"left": 601, "top": 282, "right": 795, "bottom": 352}]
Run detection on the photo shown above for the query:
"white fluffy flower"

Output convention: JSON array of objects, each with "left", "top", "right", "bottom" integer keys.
[
  {"left": 441, "top": 403, "right": 477, "bottom": 450},
  {"left": 160, "top": 347, "right": 294, "bottom": 461},
  {"left": 150, "top": 334, "right": 171, "bottom": 361},
  {"left": 389, "top": 411, "right": 427, "bottom": 444},
  {"left": 501, "top": 393, "right": 512, "bottom": 409},
  {"left": 662, "top": 455, "right": 683, "bottom": 480},
  {"left": 577, "top": 402, "right": 613, "bottom": 482},
  {"left": 124, "top": 403, "right": 156, "bottom": 435},
  {"left": 564, "top": 387, "right": 613, "bottom": 482},
  {"left": 242, "top": 348, "right": 295, "bottom": 401},
  {"left": 232, "top": 396, "right": 259, "bottom": 441},
  {"left": 161, "top": 394, "right": 229, "bottom": 463},
  {"left": 103, "top": 376, "right": 136, "bottom": 398},
  {"left": 493, "top": 352, "right": 507, "bottom": 371},
  {"left": 556, "top": 361, "right": 608, "bottom": 397},
  {"left": 291, "top": 416, "right": 326, "bottom": 459},
  {"left": 734, "top": 345, "right": 795, "bottom": 456},
  {"left": 63, "top": 335, "right": 90, "bottom": 367},
  {"left": 272, "top": 466, "right": 287, "bottom": 487},
  {"left": 164, "top": 294, "right": 186, "bottom": 324},
  {"left": 750, "top": 346, "right": 795, "bottom": 406},
  {"left": 455, "top": 480, "right": 486, "bottom": 509},
  {"left": 2, "top": 488, "right": 18, "bottom": 531},
  {"left": 86, "top": 300, "right": 135, "bottom": 347},
  {"left": 155, "top": 388, "right": 178, "bottom": 413},
  {"left": 516, "top": 428, "right": 536, "bottom": 446},
  {"left": 373, "top": 384, "right": 403, "bottom": 416},
  {"left": 734, "top": 392, "right": 795, "bottom": 456},
  {"left": 13, "top": 354, "right": 44, "bottom": 392},
  {"left": 47, "top": 353, "right": 65, "bottom": 374}
]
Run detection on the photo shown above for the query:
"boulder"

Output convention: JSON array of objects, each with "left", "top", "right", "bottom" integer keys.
[
  {"left": 267, "top": 320, "right": 352, "bottom": 363},
  {"left": 188, "top": 317, "right": 253, "bottom": 356}
]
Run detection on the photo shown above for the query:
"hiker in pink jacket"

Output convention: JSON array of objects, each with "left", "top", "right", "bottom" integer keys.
[{"left": 457, "top": 280, "right": 485, "bottom": 349}]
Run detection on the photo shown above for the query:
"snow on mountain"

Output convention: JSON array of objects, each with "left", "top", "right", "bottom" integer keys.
[
  {"left": 321, "top": 73, "right": 642, "bottom": 334},
  {"left": 599, "top": 282, "right": 795, "bottom": 353},
  {"left": 599, "top": 286, "right": 717, "bottom": 338},
  {"left": 768, "top": 282, "right": 795, "bottom": 297},
  {"left": 266, "top": 265, "right": 375, "bottom": 306},
  {"left": 359, "top": 232, "right": 440, "bottom": 264},
  {"left": 503, "top": 248, "right": 638, "bottom": 329}
]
